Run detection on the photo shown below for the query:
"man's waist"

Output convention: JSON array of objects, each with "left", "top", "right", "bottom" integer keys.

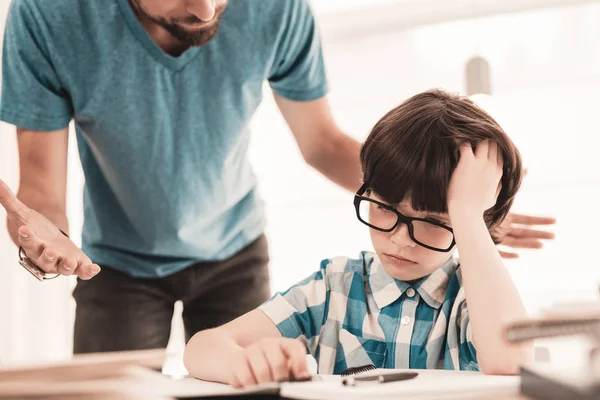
[{"left": 81, "top": 216, "right": 266, "bottom": 278}]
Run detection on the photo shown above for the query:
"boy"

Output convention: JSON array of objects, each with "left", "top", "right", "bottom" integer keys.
[{"left": 184, "top": 89, "right": 533, "bottom": 386}]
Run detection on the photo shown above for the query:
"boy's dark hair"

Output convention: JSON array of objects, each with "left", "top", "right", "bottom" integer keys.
[{"left": 360, "top": 89, "right": 522, "bottom": 243}]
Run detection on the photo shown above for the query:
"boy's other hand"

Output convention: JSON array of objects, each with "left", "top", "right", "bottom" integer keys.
[
  {"left": 228, "top": 338, "right": 310, "bottom": 388},
  {"left": 0, "top": 179, "right": 101, "bottom": 280}
]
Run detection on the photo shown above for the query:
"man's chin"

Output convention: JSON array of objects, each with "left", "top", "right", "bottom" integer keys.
[
  {"left": 157, "top": 5, "right": 226, "bottom": 47},
  {"left": 166, "top": 24, "right": 220, "bottom": 47}
]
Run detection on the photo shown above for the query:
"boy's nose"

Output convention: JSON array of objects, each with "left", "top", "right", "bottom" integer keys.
[
  {"left": 186, "top": 0, "right": 216, "bottom": 22},
  {"left": 390, "top": 223, "right": 416, "bottom": 248}
]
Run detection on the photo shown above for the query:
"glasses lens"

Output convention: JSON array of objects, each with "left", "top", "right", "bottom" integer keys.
[
  {"left": 358, "top": 198, "right": 398, "bottom": 230},
  {"left": 412, "top": 220, "right": 454, "bottom": 250}
]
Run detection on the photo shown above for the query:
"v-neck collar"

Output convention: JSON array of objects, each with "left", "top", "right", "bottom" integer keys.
[{"left": 117, "top": 0, "right": 202, "bottom": 72}]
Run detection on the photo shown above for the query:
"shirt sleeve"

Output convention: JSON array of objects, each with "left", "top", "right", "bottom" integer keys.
[
  {"left": 0, "top": 0, "right": 73, "bottom": 131},
  {"left": 267, "top": 0, "right": 328, "bottom": 102},
  {"left": 259, "top": 259, "right": 329, "bottom": 353},
  {"left": 456, "top": 300, "right": 479, "bottom": 371}
]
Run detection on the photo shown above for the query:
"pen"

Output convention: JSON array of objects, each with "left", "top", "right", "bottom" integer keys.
[{"left": 342, "top": 371, "right": 419, "bottom": 386}]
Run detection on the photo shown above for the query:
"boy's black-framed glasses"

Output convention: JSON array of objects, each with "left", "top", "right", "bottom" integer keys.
[{"left": 353, "top": 184, "right": 455, "bottom": 253}]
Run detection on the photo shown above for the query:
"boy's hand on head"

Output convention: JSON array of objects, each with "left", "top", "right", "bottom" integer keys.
[
  {"left": 228, "top": 338, "right": 310, "bottom": 388},
  {"left": 447, "top": 141, "right": 503, "bottom": 219}
]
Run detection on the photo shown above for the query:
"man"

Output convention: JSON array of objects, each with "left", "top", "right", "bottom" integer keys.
[{"left": 0, "top": 0, "right": 555, "bottom": 354}]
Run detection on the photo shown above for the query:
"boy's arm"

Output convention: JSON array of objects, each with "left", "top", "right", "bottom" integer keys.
[
  {"left": 448, "top": 142, "right": 533, "bottom": 375},
  {"left": 185, "top": 265, "right": 329, "bottom": 384},
  {"left": 451, "top": 217, "right": 532, "bottom": 374},
  {"left": 184, "top": 310, "right": 283, "bottom": 383}
]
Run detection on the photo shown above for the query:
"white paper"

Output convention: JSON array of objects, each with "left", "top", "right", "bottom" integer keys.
[{"left": 280, "top": 369, "right": 520, "bottom": 400}]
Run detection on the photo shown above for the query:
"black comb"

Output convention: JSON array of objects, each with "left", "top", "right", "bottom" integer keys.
[{"left": 341, "top": 364, "right": 377, "bottom": 376}]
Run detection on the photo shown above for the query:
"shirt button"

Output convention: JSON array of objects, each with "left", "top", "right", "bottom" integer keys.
[
  {"left": 401, "top": 316, "right": 411, "bottom": 325},
  {"left": 406, "top": 288, "right": 416, "bottom": 298}
]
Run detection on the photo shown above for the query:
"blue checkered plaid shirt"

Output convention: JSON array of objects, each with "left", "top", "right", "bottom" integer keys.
[{"left": 259, "top": 252, "right": 478, "bottom": 374}]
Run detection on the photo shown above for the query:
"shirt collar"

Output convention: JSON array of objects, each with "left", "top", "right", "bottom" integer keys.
[{"left": 366, "top": 252, "right": 459, "bottom": 310}]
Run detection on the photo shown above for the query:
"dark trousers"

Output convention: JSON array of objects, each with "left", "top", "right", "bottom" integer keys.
[{"left": 72, "top": 235, "right": 271, "bottom": 354}]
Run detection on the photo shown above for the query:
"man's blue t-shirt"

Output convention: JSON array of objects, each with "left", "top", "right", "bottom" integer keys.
[{"left": 0, "top": 0, "right": 328, "bottom": 277}]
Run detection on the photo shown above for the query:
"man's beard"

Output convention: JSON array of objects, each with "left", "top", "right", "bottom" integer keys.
[
  {"left": 134, "top": 1, "right": 227, "bottom": 47},
  {"left": 157, "top": 20, "right": 221, "bottom": 47}
]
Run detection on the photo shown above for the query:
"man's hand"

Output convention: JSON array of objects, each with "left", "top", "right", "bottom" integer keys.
[
  {"left": 228, "top": 338, "right": 310, "bottom": 388},
  {"left": 0, "top": 179, "right": 100, "bottom": 279},
  {"left": 497, "top": 213, "right": 556, "bottom": 259}
]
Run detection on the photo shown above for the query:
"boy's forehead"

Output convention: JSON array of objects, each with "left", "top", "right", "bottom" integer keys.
[
  {"left": 398, "top": 200, "right": 447, "bottom": 217},
  {"left": 371, "top": 192, "right": 448, "bottom": 217}
]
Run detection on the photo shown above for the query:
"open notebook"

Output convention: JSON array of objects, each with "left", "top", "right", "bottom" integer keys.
[
  {"left": 152, "top": 369, "right": 520, "bottom": 400},
  {"left": 0, "top": 350, "right": 519, "bottom": 400},
  {"left": 280, "top": 369, "right": 520, "bottom": 400}
]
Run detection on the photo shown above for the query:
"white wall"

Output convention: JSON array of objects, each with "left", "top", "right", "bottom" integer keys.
[
  {"left": 0, "top": 0, "right": 82, "bottom": 365},
  {"left": 0, "top": 127, "right": 82, "bottom": 367},
  {"left": 252, "top": 2, "right": 600, "bottom": 308},
  {"left": 1, "top": 0, "right": 599, "bottom": 366}
]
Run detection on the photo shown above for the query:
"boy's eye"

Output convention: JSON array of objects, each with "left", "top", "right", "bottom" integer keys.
[{"left": 376, "top": 204, "right": 393, "bottom": 212}]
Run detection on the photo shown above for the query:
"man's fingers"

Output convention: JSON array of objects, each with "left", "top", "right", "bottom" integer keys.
[
  {"left": 280, "top": 340, "right": 309, "bottom": 379},
  {"left": 510, "top": 213, "right": 556, "bottom": 226},
  {"left": 506, "top": 227, "right": 555, "bottom": 240},
  {"left": 76, "top": 263, "right": 101, "bottom": 280},
  {"left": 35, "top": 248, "right": 62, "bottom": 273},
  {"left": 18, "top": 226, "right": 46, "bottom": 259},
  {"left": 18, "top": 225, "right": 100, "bottom": 279},
  {"left": 57, "top": 257, "right": 78, "bottom": 276},
  {"left": 502, "top": 237, "right": 544, "bottom": 249},
  {"left": 499, "top": 250, "right": 519, "bottom": 259}
]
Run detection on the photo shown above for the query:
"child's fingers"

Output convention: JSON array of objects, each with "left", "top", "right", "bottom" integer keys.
[
  {"left": 233, "top": 356, "right": 258, "bottom": 388},
  {"left": 497, "top": 144, "right": 503, "bottom": 167},
  {"left": 458, "top": 143, "right": 474, "bottom": 159},
  {"left": 229, "top": 374, "right": 242, "bottom": 389},
  {"left": 246, "top": 347, "right": 274, "bottom": 384},
  {"left": 489, "top": 141, "right": 504, "bottom": 170},
  {"left": 280, "top": 339, "right": 310, "bottom": 379},
  {"left": 475, "top": 140, "right": 489, "bottom": 159},
  {"left": 488, "top": 140, "right": 498, "bottom": 161},
  {"left": 263, "top": 343, "right": 290, "bottom": 382},
  {"left": 495, "top": 182, "right": 502, "bottom": 200}
]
